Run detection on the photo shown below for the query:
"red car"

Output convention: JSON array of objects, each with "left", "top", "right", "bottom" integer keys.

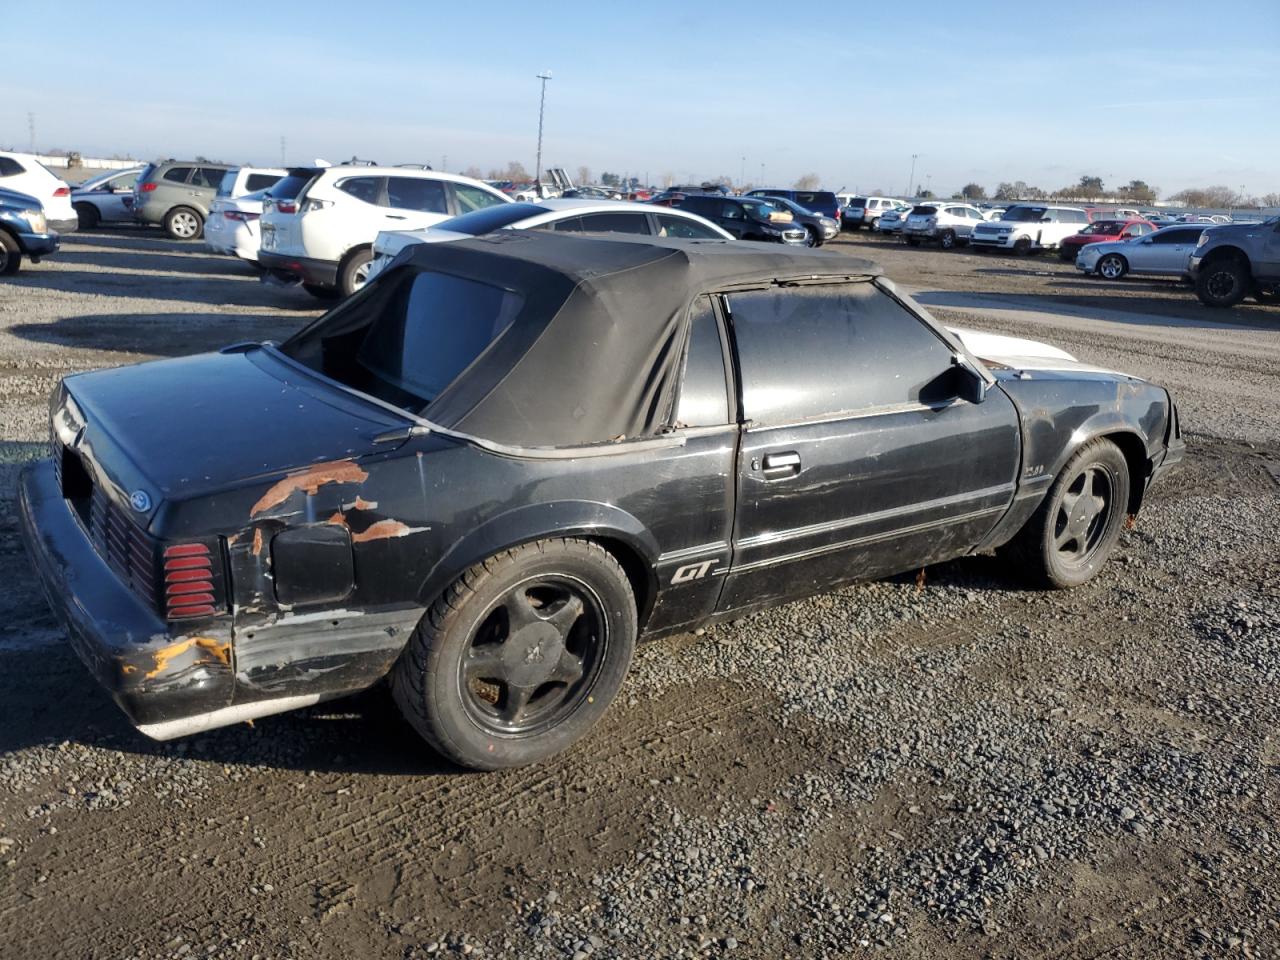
[{"left": 1059, "top": 219, "right": 1156, "bottom": 261}]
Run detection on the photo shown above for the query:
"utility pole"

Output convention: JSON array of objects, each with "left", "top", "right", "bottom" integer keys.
[
  {"left": 534, "top": 71, "right": 552, "bottom": 196},
  {"left": 28, "top": 112, "right": 35, "bottom": 153},
  {"left": 280, "top": 136, "right": 286, "bottom": 166},
  {"left": 442, "top": 154, "right": 448, "bottom": 172},
  {"left": 740, "top": 156, "right": 746, "bottom": 189},
  {"left": 907, "top": 153, "right": 918, "bottom": 197},
  {"left": 760, "top": 162, "right": 765, "bottom": 184}
]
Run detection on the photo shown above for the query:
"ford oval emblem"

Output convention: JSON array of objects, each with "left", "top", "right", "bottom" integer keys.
[{"left": 129, "top": 490, "right": 152, "bottom": 512}]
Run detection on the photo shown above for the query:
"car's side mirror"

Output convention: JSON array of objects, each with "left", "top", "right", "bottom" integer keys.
[
  {"left": 1040, "top": 216, "right": 1053, "bottom": 223},
  {"left": 952, "top": 355, "right": 988, "bottom": 404}
]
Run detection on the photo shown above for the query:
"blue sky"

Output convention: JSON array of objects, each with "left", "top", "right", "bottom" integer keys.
[{"left": 4, "top": 0, "right": 1278, "bottom": 197}]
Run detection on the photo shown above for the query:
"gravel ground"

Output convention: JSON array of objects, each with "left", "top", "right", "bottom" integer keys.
[{"left": 0, "top": 226, "right": 1277, "bottom": 959}]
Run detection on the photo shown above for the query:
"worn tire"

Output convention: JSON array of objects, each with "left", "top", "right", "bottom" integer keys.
[
  {"left": 74, "top": 202, "right": 100, "bottom": 230},
  {"left": 164, "top": 206, "right": 203, "bottom": 240},
  {"left": 1195, "top": 257, "right": 1249, "bottom": 308},
  {"left": 337, "top": 247, "right": 374, "bottom": 297},
  {"left": 1005, "top": 438, "right": 1131, "bottom": 589},
  {"left": 0, "top": 230, "right": 20, "bottom": 275},
  {"left": 391, "top": 539, "right": 637, "bottom": 770}
]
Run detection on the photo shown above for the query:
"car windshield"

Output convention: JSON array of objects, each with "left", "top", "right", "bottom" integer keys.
[
  {"left": 1084, "top": 220, "right": 1125, "bottom": 234},
  {"left": 1000, "top": 206, "right": 1047, "bottom": 222},
  {"left": 437, "top": 202, "right": 545, "bottom": 235},
  {"left": 283, "top": 268, "right": 524, "bottom": 410},
  {"left": 847, "top": 197, "right": 867, "bottom": 208},
  {"left": 216, "top": 169, "right": 240, "bottom": 198},
  {"left": 742, "top": 199, "right": 788, "bottom": 222},
  {"left": 267, "top": 171, "right": 318, "bottom": 201},
  {"left": 767, "top": 197, "right": 810, "bottom": 215},
  {"left": 911, "top": 205, "right": 937, "bottom": 215}
]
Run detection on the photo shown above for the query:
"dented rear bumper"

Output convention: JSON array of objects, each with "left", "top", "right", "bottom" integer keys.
[{"left": 19, "top": 460, "right": 235, "bottom": 731}]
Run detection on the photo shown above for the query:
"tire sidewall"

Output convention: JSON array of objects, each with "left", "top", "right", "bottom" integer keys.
[
  {"left": 940, "top": 229, "right": 956, "bottom": 249},
  {"left": 1196, "top": 259, "right": 1247, "bottom": 307},
  {"left": 165, "top": 206, "right": 203, "bottom": 240},
  {"left": 406, "top": 541, "right": 636, "bottom": 769},
  {"left": 339, "top": 248, "right": 374, "bottom": 297},
  {"left": 0, "top": 230, "right": 20, "bottom": 275},
  {"left": 1039, "top": 441, "right": 1130, "bottom": 588}
]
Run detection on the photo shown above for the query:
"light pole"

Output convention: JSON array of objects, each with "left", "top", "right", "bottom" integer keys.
[
  {"left": 760, "top": 162, "right": 765, "bottom": 185},
  {"left": 741, "top": 156, "right": 746, "bottom": 189},
  {"left": 907, "top": 154, "right": 918, "bottom": 197},
  {"left": 534, "top": 71, "right": 552, "bottom": 196}
]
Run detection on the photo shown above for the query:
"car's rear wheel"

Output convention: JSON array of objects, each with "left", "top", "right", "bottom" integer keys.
[
  {"left": 939, "top": 229, "right": 957, "bottom": 250},
  {"left": 1196, "top": 257, "right": 1249, "bottom": 308},
  {"left": 338, "top": 247, "right": 374, "bottom": 297},
  {"left": 803, "top": 226, "right": 820, "bottom": 248},
  {"left": 869, "top": 217, "right": 880, "bottom": 230},
  {"left": 164, "top": 206, "right": 203, "bottom": 240},
  {"left": 0, "top": 231, "right": 21, "bottom": 275},
  {"left": 1098, "top": 254, "right": 1128, "bottom": 280},
  {"left": 1013, "top": 236, "right": 1033, "bottom": 255},
  {"left": 74, "top": 202, "right": 100, "bottom": 230},
  {"left": 1006, "top": 438, "right": 1130, "bottom": 589},
  {"left": 391, "top": 538, "right": 637, "bottom": 770}
]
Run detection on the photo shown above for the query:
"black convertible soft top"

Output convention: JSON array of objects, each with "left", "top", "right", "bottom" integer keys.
[{"left": 287, "top": 232, "right": 882, "bottom": 448}]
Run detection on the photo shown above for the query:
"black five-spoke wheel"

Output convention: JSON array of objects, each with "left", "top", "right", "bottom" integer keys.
[
  {"left": 1051, "top": 465, "right": 1113, "bottom": 567},
  {"left": 392, "top": 538, "right": 637, "bottom": 770}
]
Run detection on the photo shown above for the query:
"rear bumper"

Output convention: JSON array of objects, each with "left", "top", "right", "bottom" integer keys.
[
  {"left": 18, "top": 460, "right": 234, "bottom": 731},
  {"left": 258, "top": 250, "right": 339, "bottom": 287},
  {"left": 48, "top": 217, "right": 78, "bottom": 235}
]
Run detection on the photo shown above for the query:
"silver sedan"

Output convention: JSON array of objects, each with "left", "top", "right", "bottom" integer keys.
[{"left": 1076, "top": 224, "right": 1208, "bottom": 280}]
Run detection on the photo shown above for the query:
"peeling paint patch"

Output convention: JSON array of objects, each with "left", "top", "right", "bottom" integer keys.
[
  {"left": 350, "top": 519, "right": 426, "bottom": 543},
  {"left": 350, "top": 497, "right": 378, "bottom": 510},
  {"left": 326, "top": 512, "right": 347, "bottom": 527},
  {"left": 144, "top": 637, "right": 232, "bottom": 679},
  {"left": 251, "top": 527, "right": 264, "bottom": 557},
  {"left": 250, "top": 460, "right": 369, "bottom": 517}
]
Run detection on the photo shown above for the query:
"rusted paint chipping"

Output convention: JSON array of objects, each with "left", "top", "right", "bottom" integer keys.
[
  {"left": 351, "top": 519, "right": 418, "bottom": 543},
  {"left": 326, "top": 512, "right": 347, "bottom": 527},
  {"left": 352, "top": 497, "right": 377, "bottom": 510},
  {"left": 143, "top": 637, "right": 232, "bottom": 679},
  {"left": 250, "top": 460, "right": 369, "bottom": 517},
  {"left": 251, "top": 527, "right": 264, "bottom": 556}
]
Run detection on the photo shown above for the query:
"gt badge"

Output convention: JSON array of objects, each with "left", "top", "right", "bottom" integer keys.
[{"left": 671, "top": 560, "right": 717, "bottom": 584}]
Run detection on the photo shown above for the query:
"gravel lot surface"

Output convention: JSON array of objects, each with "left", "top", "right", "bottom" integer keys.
[{"left": 0, "top": 227, "right": 1277, "bottom": 959}]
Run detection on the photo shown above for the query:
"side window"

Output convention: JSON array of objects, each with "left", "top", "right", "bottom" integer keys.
[
  {"left": 386, "top": 177, "right": 448, "bottom": 213},
  {"left": 192, "top": 167, "right": 226, "bottom": 187},
  {"left": 337, "top": 176, "right": 382, "bottom": 204},
  {"left": 453, "top": 183, "right": 505, "bottom": 214},
  {"left": 550, "top": 216, "right": 585, "bottom": 232},
  {"left": 246, "top": 173, "right": 281, "bottom": 192},
  {"left": 676, "top": 297, "right": 730, "bottom": 427},
  {"left": 796, "top": 193, "right": 816, "bottom": 206},
  {"left": 720, "top": 202, "right": 745, "bottom": 220},
  {"left": 163, "top": 166, "right": 194, "bottom": 184},
  {"left": 657, "top": 214, "right": 722, "bottom": 239},
  {"left": 1152, "top": 229, "right": 1187, "bottom": 245},
  {"left": 0, "top": 157, "right": 25, "bottom": 177},
  {"left": 729, "top": 283, "right": 955, "bottom": 425},
  {"left": 576, "top": 212, "right": 651, "bottom": 235}
]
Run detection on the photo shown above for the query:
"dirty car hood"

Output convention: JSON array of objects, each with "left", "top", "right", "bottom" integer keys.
[
  {"left": 946, "top": 326, "right": 1120, "bottom": 376},
  {"left": 59, "top": 346, "right": 405, "bottom": 509}
]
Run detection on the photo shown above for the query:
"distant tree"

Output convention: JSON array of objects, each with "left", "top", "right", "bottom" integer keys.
[
  {"left": 1169, "top": 185, "right": 1240, "bottom": 208},
  {"left": 994, "top": 180, "right": 1045, "bottom": 201},
  {"left": 1077, "top": 175, "right": 1105, "bottom": 197},
  {"left": 1116, "top": 179, "right": 1158, "bottom": 204},
  {"left": 462, "top": 165, "right": 483, "bottom": 180},
  {"left": 917, "top": 188, "right": 934, "bottom": 199},
  {"left": 960, "top": 182, "right": 987, "bottom": 200},
  {"left": 487, "top": 161, "right": 530, "bottom": 181},
  {"left": 600, "top": 171, "right": 620, "bottom": 187},
  {"left": 793, "top": 172, "right": 822, "bottom": 190},
  {"left": 1261, "top": 192, "right": 1280, "bottom": 207},
  {"left": 576, "top": 165, "right": 592, "bottom": 186}
]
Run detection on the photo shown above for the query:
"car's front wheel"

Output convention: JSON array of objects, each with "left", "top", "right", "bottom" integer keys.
[
  {"left": 1012, "top": 236, "right": 1033, "bottom": 255},
  {"left": 1058, "top": 245, "right": 1076, "bottom": 262},
  {"left": 939, "top": 229, "right": 957, "bottom": 250},
  {"left": 0, "top": 231, "right": 21, "bottom": 275},
  {"left": 804, "top": 226, "right": 820, "bottom": 248},
  {"left": 391, "top": 539, "right": 637, "bottom": 770},
  {"left": 1196, "top": 257, "right": 1249, "bottom": 308},
  {"left": 1098, "top": 254, "right": 1128, "bottom": 280},
  {"left": 338, "top": 247, "right": 374, "bottom": 297},
  {"left": 74, "top": 202, "right": 100, "bottom": 230},
  {"left": 1006, "top": 438, "right": 1130, "bottom": 589},
  {"left": 164, "top": 206, "right": 204, "bottom": 240}
]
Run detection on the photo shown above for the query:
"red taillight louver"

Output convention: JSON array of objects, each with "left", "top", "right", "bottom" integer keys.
[{"left": 164, "top": 543, "right": 217, "bottom": 619}]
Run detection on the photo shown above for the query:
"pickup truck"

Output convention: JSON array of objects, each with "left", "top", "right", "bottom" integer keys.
[
  {"left": 19, "top": 233, "right": 1183, "bottom": 770},
  {"left": 1188, "top": 217, "right": 1280, "bottom": 307}
]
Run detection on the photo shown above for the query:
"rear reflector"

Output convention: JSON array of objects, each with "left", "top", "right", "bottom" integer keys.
[
  {"left": 140, "top": 182, "right": 158, "bottom": 192},
  {"left": 53, "top": 187, "right": 70, "bottom": 197},
  {"left": 276, "top": 201, "right": 297, "bottom": 214}
]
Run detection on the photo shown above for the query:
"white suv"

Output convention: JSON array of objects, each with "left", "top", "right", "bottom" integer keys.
[
  {"left": 0, "top": 152, "right": 77, "bottom": 233},
  {"left": 902, "top": 202, "right": 987, "bottom": 249},
  {"left": 258, "top": 165, "right": 511, "bottom": 297},
  {"left": 969, "top": 204, "right": 1091, "bottom": 254}
]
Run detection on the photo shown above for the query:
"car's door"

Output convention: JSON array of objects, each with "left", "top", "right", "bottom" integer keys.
[
  {"left": 99, "top": 171, "right": 138, "bottom": 220},
  {"left": 1141, "top": 227, "right": 1200, "bottom": 273},
  {"left": 1258, "top": 219, "right": 1280, "bottom": 277},
  {"left": 384, "top": 176, "right": 452, "bottom": 232},
  {"left": 718, "top": 281, "right": 1022, "bottom": 610},
  {"left": 714, "top": 199, "right": 749, "bottom": 238}
]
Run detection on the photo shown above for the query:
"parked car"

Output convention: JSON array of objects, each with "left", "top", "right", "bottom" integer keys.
[
  {"left": 217, "top": 166, "right": 286, "bottom": 200},
  {"left": 902, "top": 203, "right": 988, "bottom": 249},
  {"left": 0, "top": 152, "right": 77, "bottom": 234},
  {"left": 843, "top": 196, "right": 903, "bottom": 231},
  {"left": 745, "top": 189, "right": 842, "bottom": 222},
  {"left": 1057, "top": 219, "right": 1156, "bottom": 261},
  {"left": 669, "top": 195, "right": 807, "bottom": 244},
  {"left": 132, "top": 160, "right": 234, "bottom": 240},
  {"left": 969, "top": 204, "right": 1092, "bottom": 254},
  {"left": 19, "top": 231, "right": 1183, "bottom": 770},
  {"left": 1075, "top": 224, "right": 1208, "bottom": 280},
  {"left": 0, "top": 187, "right": 58, "bottom": 274},
  {"left": 876, "top": 204, "right": 914, "bottom": 234},
  {"left": 257, "top": 166, "right": 511, "bottom": 298},
  {"left": 753, "top": 196, "right": 839, "bottom": 246},
  {"left": 71, "top": 166, "right": 144, "bottom": 228},
  {"left": 203, "top": 168, "right": 290, "bottom": 264},
  {"left": 369, "top": 199, "right": 730, "bottom": 276},
  {"left": 1188, "top": 216, "right": 1280, "bottom": 307}
]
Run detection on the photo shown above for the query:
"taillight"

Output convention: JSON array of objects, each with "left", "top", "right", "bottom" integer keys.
[
  {"left": 275, "top": 200, "right": 297, "bottom": 214},
  {"left": 163, "top": 543, "right": 218, "bottom": 619},
  {"left": 53, "top": 186, "right": 70, "bottom": 197},
  {"left": 140, "top": 182, "right": 158, "bottom": 192}
]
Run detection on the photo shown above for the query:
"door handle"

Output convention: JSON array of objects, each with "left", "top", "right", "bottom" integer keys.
[{"left": 761, "top": 451, "right": 801, "bottom": 478}]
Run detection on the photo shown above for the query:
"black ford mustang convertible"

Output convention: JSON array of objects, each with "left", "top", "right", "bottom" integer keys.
[{"left": 20, "top": 233, "right": 1182, "bottom": 769}]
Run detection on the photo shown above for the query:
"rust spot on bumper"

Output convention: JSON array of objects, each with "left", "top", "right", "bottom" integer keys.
[
  {"left": 251, "top": 527, "right": 264, "bottom": 556},
  {"left": 250, "top": 460, "right": 369, "bottom": 518},
  {"left": 351, "top": 519, "right": 415, "bottom": 543},
  {"left": 143, "top": 637, "right": 232, "bottom": 679}
]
